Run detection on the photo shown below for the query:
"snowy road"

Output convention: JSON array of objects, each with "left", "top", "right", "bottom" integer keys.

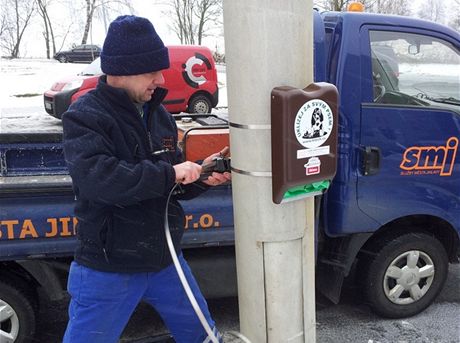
[{"left": 32, "top": 264, "right": 460, "bottom": 342}]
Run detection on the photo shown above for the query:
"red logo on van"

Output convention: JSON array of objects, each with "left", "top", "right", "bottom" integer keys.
[
  {"left": 182, "top": 53, "right": 212, "bottom": 88},
  {"left": 400, "top": 137, "right": 458, "bottom": 176}
]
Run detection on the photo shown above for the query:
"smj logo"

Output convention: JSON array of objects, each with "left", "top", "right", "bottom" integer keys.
[
  {"left": 182, "top": 53, "right": 212, "bottom": 88},
  {"left": 400, "top": 137, "right": 458, "bottom": 176},
  {"left": 294, "top": 99, "right": 333, "bottom": 149}
]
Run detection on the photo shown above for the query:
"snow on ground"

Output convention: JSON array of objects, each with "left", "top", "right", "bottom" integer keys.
[
  {"left": 213, "top": 64, "right": 229, "bottom": 120},
  {"left": 2, "top": 58, "right": 458, "bottom": 133},
  {"left": 399, "top": 63, "right": 459, "bottom": 98},
  {"left": 0, "top": 58, "right": 228, "bottom": 133},
  {"left": 0, "top": 59, "right": 83, "bottom": 133}
]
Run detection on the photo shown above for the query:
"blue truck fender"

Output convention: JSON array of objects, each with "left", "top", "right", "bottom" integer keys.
[{"left": 16, "top": 260, "right": 68, "bottom": 301}]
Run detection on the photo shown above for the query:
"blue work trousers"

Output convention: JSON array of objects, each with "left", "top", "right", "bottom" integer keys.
[{"left": 63, "top": 255, "right": 222, "bottom": 343}]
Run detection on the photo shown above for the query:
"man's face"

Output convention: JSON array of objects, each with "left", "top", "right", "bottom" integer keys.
[{"left": 121, "top": 71, "right": 165, "bottom": 103}]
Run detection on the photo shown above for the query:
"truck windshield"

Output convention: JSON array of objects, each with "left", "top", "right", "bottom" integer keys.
[{"left": 369, "top": 31, "right": 460, "bottom": 107}]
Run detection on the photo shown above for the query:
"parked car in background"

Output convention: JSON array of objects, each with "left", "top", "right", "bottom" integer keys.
[
  {"left": 45, "top": 45, "right": 219, "bottom": 118},
  {"left": 53, "top": 44, "right": 101, "bottom": 63}
]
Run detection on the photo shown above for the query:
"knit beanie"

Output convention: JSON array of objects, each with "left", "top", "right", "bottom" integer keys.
[{"left": 100, "top": 15, "right": 170, "bottom": 76}]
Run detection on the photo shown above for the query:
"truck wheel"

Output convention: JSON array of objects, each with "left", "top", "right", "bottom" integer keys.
[
  {"left": 188, "top": 95, "right": 212, "bottom": 114},
  {"left": 58, "top": 55, "right": 67, "bottom": 63},
  {"left": 361, "top": 232, "right": 448, "bottom": 318},
  {"left": 0, "top": 281, "right": 36, "bottom": 343}
]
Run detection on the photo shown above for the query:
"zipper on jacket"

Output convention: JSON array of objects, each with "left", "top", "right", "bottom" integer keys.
[
  {"left": 143, "top": 87, "right": 168, "bottom": 156},
  {"left": 147, "top": 132, "right": 154, "bottom": 153},
  {"left": 100, "top": 215, "right": 112, "bottom": 263},
  {"left": 131, "top": 109, "right": 153, "bottom": 155},
  {"left": 102, "top": 248, "right": 109, "bottom": 263},
  {"left": 152, "top": 148, "right": 169, "bottom": 156}
]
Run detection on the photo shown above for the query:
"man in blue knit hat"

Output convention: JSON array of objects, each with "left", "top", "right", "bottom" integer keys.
[{"left": 62, "top": 15, "right": 229, "bottom": 343}]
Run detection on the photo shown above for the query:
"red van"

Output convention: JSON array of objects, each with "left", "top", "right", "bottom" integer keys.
[{"left": 44, "top": 45, "right": 219, "bottom": 119}]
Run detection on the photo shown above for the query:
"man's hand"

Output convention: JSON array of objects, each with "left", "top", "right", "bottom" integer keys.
[
  {"left": 201, "top": 147, "right": 232, "bottom": 187},
  {"left": 173, "top": 161, "right": 202, "bottom": 184}
]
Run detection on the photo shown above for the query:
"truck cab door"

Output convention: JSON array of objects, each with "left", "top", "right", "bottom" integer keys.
[{"left": 357, "top": 26, "right": 460, "bottom": 228}]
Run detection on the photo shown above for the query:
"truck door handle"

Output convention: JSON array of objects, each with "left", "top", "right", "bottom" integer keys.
[{"left": 362, "top": 146, "right": 381, "bottom": 176}]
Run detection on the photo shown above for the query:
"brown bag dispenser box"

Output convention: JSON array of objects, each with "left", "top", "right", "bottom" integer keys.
[{"left": 271, "top": 83, "right": 339, "bottom": 204}]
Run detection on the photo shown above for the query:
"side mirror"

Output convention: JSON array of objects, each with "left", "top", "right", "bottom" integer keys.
[{"left": 408, "top": 44, "right": 420, "bottom": 55}]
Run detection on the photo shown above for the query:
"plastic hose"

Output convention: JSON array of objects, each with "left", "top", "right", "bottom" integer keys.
[
  {"left": 165, "top": 182, "right": 252, "bottom": 343},
  {"left": 165, "top": 182, "right": 220, "bottom": 343}
]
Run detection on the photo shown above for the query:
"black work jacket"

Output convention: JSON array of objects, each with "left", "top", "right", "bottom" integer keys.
[{"left": 62, "top": 76, "right": 208, "bottom": 273}]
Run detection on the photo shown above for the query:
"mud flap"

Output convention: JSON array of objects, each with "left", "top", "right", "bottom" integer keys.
[{"left": 316, "top": 232, "right": 372, "bottom": 303}]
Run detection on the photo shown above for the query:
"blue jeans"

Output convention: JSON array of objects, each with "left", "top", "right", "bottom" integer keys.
[{"left": 63, "top": 256, "right": 222, "bottom": 343}]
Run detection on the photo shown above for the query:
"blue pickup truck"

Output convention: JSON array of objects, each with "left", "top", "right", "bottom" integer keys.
[{"left": 1, "top": 10, "right": 459, "bottom": 343}]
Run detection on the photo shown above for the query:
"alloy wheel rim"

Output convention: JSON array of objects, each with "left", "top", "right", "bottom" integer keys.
[
  {"left": 383, "top": 250, "right": 435, "bottom": 305},
  {"left": 0, "top": 299, "right": 19, "bottom": 343}
]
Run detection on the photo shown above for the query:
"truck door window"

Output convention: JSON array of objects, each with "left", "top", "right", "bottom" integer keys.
[{"left": 369, "top": 30, "right": 460, "bottom": 108}]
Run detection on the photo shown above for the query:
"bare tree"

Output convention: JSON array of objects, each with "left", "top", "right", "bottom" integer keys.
[
  {"left": 81, "top": 0, "right": 97, "bottom": 44},
  {"left": 80, "top": 0, "right": 134, "bottom": 45},
  {"left": 169, "top": 0, "right": 194, "bottom": 44},
  {"left": 417, "top": 0, "right": 445, "bottom": 23},
  {"left": 448, "top": 0, "right": 460, "bottom": 31},
  {"left": 162, "top": 0, "right": 222, "bottom": 45},
  {"left": 0, "top": 13, "right": 7, "bottom": 37},
  {"left": 314, "top": 0, "right": 377, "bottom": 11},
  {"left": 314, "top": 0, "right": 348, "bottom": 11},
  {"left": 195, "top": 0, "right": 221, "bottom": 45},
  {"left": 370, "top": 0, "right": 411, "bottom": 16},
  {"left": 36, "top": 0, "right": 57, "bottom": 58},
  {"left": 0, "top": 0, "right": 35, "bottom": 58},
  {"left": 40, "top": 0, "right": 132, "bottom": 55}
]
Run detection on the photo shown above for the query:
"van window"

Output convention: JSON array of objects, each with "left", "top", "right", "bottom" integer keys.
[
  {"left": 80, "top": 57, "right": 102, "bottom": 76},
  {"left": 369, "top": 30, "right": 459, "bottom": 107}
]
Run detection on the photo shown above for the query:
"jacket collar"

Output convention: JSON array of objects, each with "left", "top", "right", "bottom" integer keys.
[{"left": 97, "top": 75, "right": 168, "bottom": 114}]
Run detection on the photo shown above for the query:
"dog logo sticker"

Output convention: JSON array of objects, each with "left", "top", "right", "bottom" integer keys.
[{"left": 294, "top": 99, "right": 333, "bottom": 149}]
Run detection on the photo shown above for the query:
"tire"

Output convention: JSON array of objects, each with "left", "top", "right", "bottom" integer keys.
[
  {"left": 58, "top": 55, "right": 67, "bottom": 63},
  {"left": 360, "top": 232, "right": 448, "bottom": 318},
  {"left": 0, "top": 280, "right": 36, "bottom": 343},
  {"left": 188, "top": 94, "right": 212, "bottom": 114}
]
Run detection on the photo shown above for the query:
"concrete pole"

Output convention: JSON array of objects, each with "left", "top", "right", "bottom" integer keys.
[{"left": 223, "top": 1, "right": 315, "bottom": 342}]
